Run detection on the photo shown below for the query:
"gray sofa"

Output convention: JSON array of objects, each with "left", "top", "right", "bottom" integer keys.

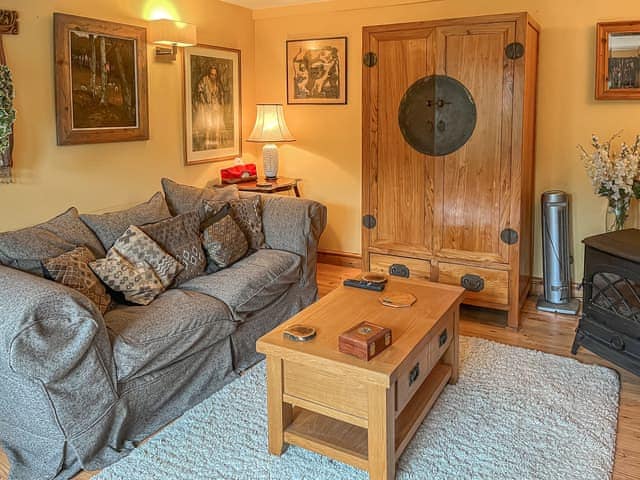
[{"left": 0, "top": 194, "right": 327, "bottom": 480}]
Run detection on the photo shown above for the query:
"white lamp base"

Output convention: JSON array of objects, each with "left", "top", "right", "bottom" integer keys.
[{"left": 262, "top": 143, "right": 279, "bottom": 180}]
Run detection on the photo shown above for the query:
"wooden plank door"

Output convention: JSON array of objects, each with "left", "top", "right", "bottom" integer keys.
[
  {"left": 433, "top": 23, "right": 516, "bottom": 265},
  {"left": 362, "top": 28, "right": 436, "bottom": 261}
]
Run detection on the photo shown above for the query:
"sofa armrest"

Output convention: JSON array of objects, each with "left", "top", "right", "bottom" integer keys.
[
  {"left": 258, "top": 195, "right": 327, "bottom": 290},
  {"left": 0, "top": 265, "right": 118, "bottom": 437}
]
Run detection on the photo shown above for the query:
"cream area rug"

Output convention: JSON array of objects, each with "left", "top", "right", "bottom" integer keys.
[{"left": 96, "top": 337, "right": 620, "bottom": 480}]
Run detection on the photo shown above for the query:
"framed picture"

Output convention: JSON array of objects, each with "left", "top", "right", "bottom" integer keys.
[
  {"left": 54, "top": 13, "right": 149, "bottom": 145},
  {"left": 286, "top": 37, "right": 347, "bottom": 105},
  {"left": 183, "top": 45, "right": 241, "bottom": 165},
  {"left": 596, "top": 21, "right": 640, "bottom": 100}
]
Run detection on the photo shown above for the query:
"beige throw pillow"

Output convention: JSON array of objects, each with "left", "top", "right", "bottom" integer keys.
[{"left": 90, "top": 250, "right": 165, "bottom": 306}]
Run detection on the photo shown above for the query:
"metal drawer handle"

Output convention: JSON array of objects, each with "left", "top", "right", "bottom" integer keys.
[
  {"left": 409, "top": 363, "right": 420, "bottom": 386},
  {"left": 439, "top": 329, "right": 448, "bottom": 347},
  {"left": 610, "top": 336, "right": 625, "bottom": 351},
  {"left": 461, "top": 274, "right": 485, "bottom": 292},
  {"left": 389, "top": 264, "right": 410, "bottom": 278}
]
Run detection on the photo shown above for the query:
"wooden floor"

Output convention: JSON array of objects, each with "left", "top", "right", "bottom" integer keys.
[{"left": 1, "top": 263, "right": 639, "bottom": 479}]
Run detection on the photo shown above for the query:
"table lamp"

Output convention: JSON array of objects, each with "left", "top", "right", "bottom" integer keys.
[{"left": 247, "top": 104, "right": 295, "bottom": 180}]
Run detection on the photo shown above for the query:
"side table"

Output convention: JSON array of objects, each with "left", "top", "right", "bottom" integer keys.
[{"left": 235, "top": 177, "right": 301, "bottom": 197}]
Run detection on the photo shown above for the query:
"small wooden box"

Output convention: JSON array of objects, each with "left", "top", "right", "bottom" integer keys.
[{"left": 338, "top": 321, "right": 392, "bottom": 361}]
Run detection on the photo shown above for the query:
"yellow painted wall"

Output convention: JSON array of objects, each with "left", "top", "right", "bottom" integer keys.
[
  {"left": 0, "top": 0, "right": 257, "bottom": 230},
  {"left": 253, "top": 0, "right": 640, "bottom": 279}
]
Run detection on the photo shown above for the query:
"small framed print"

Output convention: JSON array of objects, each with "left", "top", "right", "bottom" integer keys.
[
  {"left": 287, "top": 36, "right": 347, "bottom": 105},
  {"left": 53, "top": 13, "right": 149, "bottom": 145},
  {"left": 184, "top": 45, "right": 242, "bottom": 165},
  {"left": 596, "top": 21, "right": 640, "bottom": 100}
]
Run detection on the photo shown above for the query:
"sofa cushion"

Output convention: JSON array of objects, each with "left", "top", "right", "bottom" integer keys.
[
  {"left": 140, "top": 211, "right": 206, "bottom": 285},
  {"left": 80, "top": 192, "right": 171, "bottom": 250},
  {"left": 179, "top": 249, "right": 301, "bottom": 319},
  {"left": 104, "top": 289, "right": 236, "bottom": 381},
  {"left": 161, "top": 178, "right": 239, "bottom": 216},
  {"left": 0, "top": 207, "right": 106, "bottom": 276}
]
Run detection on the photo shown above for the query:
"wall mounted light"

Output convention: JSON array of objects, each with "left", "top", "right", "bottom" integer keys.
[{"left": 149, "top": 19, "right": 197, "bottom": 62}]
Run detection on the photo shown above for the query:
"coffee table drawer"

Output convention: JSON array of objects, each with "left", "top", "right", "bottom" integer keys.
[
  {"left": 395, "top": 342, "right": 431, "bottom": 413},
  {"left": 430, "top": 312, "right": 454, "bottom": 366},
  {"left": 283, "top": 361, "right": 368, "bottom": 419}
]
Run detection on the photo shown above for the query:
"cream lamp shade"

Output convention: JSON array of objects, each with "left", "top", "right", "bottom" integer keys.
[
  {"left": 247, "top": 104, "right": 295, "bottom": 180},
  {"left": 149, "top": 20, "right": 197, "bottom": 61}
]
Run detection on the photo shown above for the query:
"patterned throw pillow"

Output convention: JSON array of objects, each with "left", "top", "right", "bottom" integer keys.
[
  {"left": 202, "top": 212, "right": 248, "bottom": 269},
  {"left": 141, "top": 211, "right": 206, "bottom": 285},
  {"left": 203, "top": 196, "right": 264, "bottom": 250},
  {"left": 90, "top": 250, "right": 164, "bottom": 306},
  {"left": 42, "top": 246, "right": 112, "bottom": 314},
  {"left": 109, "top": 225, "right": 182, "bottom": 288}
]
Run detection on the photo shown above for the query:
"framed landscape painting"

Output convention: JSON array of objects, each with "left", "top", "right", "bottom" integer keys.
[
  {"left": 184, "top": 45, "right": 242, "bottom": 165},
  {"left": 286, "top": 37, "right": 347, "bottom": 105},
  {"left": 596, "top": 21, "right": 640, "bottom": 100},
  {"left": 54, "top": 13, "right": 149, "bottom": 145}
]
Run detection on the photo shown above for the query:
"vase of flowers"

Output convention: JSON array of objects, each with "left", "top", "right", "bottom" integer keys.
[
  {"left": 580, "top": 133, "right": 640, "bottom": 231},
  {"left": 0, "top": 64, "right": 15, "bottom": 184}
]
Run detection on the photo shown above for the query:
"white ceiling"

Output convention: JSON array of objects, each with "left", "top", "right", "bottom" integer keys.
[{"left": 223, "top": 0, "right": 329, "bottom": 9}]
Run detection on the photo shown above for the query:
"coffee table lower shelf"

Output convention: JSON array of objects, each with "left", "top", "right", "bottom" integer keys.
[{"left": 283, "top": 363, "right": 452, "bottom": 472}]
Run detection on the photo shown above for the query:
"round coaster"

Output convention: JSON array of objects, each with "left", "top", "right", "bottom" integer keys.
[
  {"left": 362, "top": 272, "right": 388, "bottom": 284},
  {"left": 379, "top": 292, "right": 417, "bottom": 308}
]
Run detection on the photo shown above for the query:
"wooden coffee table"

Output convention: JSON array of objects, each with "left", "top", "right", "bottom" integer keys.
[{"left": 256, "top": 277, "right": 465, "bottom": 480}]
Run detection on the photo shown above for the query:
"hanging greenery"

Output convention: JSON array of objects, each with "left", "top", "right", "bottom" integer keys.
[{"left": 0, "top": 64, "right": 15, "bottom": 155}]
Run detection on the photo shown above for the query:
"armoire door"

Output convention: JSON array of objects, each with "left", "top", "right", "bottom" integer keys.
[
  {"left": 362, "top": 28, "right": 436, "bottom": 259},
  {"left": 433, "top": 23, "right": 516, "bottom": 264}
]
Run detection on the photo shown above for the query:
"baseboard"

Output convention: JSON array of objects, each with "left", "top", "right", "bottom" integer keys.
[{"left": 317, "top": 249, "right": 362, "bottom": 269}]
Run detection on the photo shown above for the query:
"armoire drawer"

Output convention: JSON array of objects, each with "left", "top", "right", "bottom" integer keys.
[
  {"left": 369, "top": 253, "right": 430, "bottom": 280},
  {"left": 438, "top": 263, "right": 509, "bottom": 305}
]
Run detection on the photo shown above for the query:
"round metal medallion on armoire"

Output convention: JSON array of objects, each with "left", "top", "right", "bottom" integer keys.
[{"left": 398, "top": 74, "right": 477, "bottom": 156}]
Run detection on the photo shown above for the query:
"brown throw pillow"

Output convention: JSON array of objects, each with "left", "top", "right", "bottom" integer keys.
[
  {"left": 90, "top": 250, "right": 165, "bottom": 306},
  {"left": 141, "top": 211, "right": 206, "bottom": 285},
  {"left": 202, "top": 211, "right": 248, "bottom": 269},
  {"left": 107, "top": 225, "right": 182, "bottom": 288},
  {"left": 161, "top": 178, "right": 239, "bottom": 216},
  {"left": 203, "top": 196, "right": 264, "bottom": 250},
  {"left": 42, "top": 246, "right": 111, "bottom": 314}
]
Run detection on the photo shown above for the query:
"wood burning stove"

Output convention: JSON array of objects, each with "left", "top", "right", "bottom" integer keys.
[{"left": 572, "top": 229, "right": 640, "bottom": 376}]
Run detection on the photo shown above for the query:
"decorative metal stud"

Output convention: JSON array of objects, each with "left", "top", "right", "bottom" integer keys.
[
  {"left": 363, "top": 52, "right": 378, "bottom": 67},
  {"left": 363, "top": 214, "right": 377, "bottom": 229},
  {"left": 505, "top": 42, "right": 525, "bottom": 60},
  {"left": 501, "top": 228, "right": 519, "bottom": 245}
]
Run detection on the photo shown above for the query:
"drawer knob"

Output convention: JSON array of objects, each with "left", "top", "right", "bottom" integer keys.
[
  {"left": 389, "top": 264, "right": 410, "bottom": 278},
  {"left": 461, "top": 274, "right": 484, "bottom": 292},
  {"left": 409, "top": 362, "right": 420, "bottom": 386},
  {"left": 439, "top": 329, "right": 448, "bottom": 347}
]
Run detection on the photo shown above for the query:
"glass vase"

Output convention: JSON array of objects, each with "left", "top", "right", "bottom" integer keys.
[{"left": 605, "top": 196, "right": 631, "bottom": 232}]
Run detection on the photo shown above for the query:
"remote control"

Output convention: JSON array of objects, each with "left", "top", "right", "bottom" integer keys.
[{"left": 343, "top": 279, "right": 386, "bottom": 292}]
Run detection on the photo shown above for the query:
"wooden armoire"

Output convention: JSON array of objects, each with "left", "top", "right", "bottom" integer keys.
[{"left": 362, "top": 13, "right": 540, "bottom": 329}]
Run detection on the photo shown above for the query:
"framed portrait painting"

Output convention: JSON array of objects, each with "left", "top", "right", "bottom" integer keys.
[
  {"left": 184, "top": 45, "right": 241, "bottom": 165},
  {"left": 54, "top": 13, "right": 149, "bottom": 145},
  {"left": 596, "top": 21, "right": 640, "bottom": 100},
  {"left": 286, "top": 37, "right": 347, "bottom": 105}
]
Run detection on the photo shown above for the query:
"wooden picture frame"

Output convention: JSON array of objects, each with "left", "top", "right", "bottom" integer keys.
[
  {"left": 54, "top": 13, "right": 149, "bottom": 145},
  {"left": 183, "top": 44, "right": 242, "bottom": 165},
  {"left": 286, "top": 37, "right": 347, "bottom": 105},
  {"left": 596, "top": 21, "right": 640, "bottom": 100}
]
